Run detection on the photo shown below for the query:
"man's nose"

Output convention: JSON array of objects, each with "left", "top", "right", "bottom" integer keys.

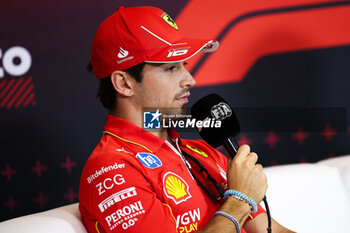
[{"left": 180, "top": 68, "right": 196, "bottom": 88}]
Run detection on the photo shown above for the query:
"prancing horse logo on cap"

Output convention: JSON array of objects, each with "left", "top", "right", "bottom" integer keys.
[
  {"left": 118, "top": 47, "right": 129, "bottom": 59},
  {"left": 162, "top": 13, "right": 178, "bottom": 30}
]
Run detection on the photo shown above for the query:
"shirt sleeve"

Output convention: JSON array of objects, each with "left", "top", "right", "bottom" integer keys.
[
  {"left": 79, "top": 152, "right": 178, "bottom": 233},
  {"left": 245, "top": 204, "right": 266, "bottom": 223}
]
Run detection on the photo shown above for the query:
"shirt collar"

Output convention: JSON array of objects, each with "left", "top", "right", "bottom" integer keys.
[{"left": 103, "top": 114, "right": 182, "bottom": 153}]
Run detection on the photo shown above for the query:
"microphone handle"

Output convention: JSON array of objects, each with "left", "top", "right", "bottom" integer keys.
[{"left": 223, "top": 136, "right": 239, "bottom": 158}]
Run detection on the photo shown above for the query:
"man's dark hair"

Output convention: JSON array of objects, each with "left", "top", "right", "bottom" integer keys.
[{"left": 87, "top": 62, "right": 146, "bottom": 111}]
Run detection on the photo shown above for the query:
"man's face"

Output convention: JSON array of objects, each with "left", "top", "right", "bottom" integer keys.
[{"left": 133, "top": 61, "right": 195, "bottom": 116}]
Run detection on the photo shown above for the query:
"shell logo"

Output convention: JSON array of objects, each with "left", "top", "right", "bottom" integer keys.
[{"left": 163, "top": 172, "right": 191, "bottom": 205}]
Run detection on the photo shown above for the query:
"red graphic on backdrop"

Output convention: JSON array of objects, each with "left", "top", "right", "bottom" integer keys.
[
  {"left": 34, "top": 191, "right": 49, "bottom": 208},
  {"left": 4, "top": 196, "right": 19, "bottom": 212},
  {"left": 4, "top": 195, "right": 19, "bottom": 212},
  {"left": 271, "top": 161, "right": 279, "bottom": 166},
  {"left": 0, "top": 77, "right": 36, "bottom": 109},
  {"left": 61, "top": 156, "right": 77, "bottom": 174},
  {"left": 264, "top": 131, "right": 280, "bottom": 148},
  {"left": 1, "top": 164, "right": 17, "bottom": 182},
  {"left": 299, "top": 156, "right": 307, "bottom": 163},
  {"left": 321, "top": 123, "right": 337, "bottom": 141},
  {"left": 293, "top": 127, "right": 309, "bottom": 145},
  {"left": 176, "top": 0, "right": 350, "bottom": 86},
  {"left": 31, "top": 160, "right": 47, "bottom": 178},
  {"left": 237, "top": 134, "right": 253, "bottom": 146},
  {"left": 64, "top": 187, "right": 78, "bottom": 203}
]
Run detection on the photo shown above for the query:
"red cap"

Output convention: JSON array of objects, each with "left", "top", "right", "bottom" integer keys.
[{"left": 91, "top": 6, "right": 219, "bottom": 79}]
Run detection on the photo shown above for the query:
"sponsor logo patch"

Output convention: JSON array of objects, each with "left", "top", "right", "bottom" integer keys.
[
  {"left": 117, "top": 47, "right": 129, "bottom": 59},
  {"left": 136, "top": 153, "right": 162, "bottom": 169},
  {"left": 167, "top": 47, "right": 189, "bottom": 58},
  {"left": 105, "top": 201, "right": 145, "bottom": 230},
  {"left": 217, "top": 164, "right": 227, "bottom": 181},
  {"left": 176, "top": 208, "right": 201, "bottom": 232},
  {"left": 96, "top": 174, "right": 126, "bottom": 196},
  {"left": 117, "top": 47, "right": 134, "bottom": 64},
  {"left": 163, "top": 172, "right": 191, "bottom": 204},
  {"left": 116, "top": 148, "right": 133, "bottom": 155},
  {"left": 161, "top": 13, "right": 178, "bottom": 30},
  {"left": 87, "top": 163, "right": 125, "bottom": 184},
  {"left": 99, "top": 187, "right": 137, "bottom": 212}
]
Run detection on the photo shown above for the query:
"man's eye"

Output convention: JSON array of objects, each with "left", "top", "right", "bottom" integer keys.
[{"left": 166, "top": 66, "right": 177, "bottom": 72}]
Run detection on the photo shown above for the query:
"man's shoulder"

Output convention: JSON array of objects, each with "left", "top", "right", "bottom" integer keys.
[
  {"left": 181, "top": 137, "right": 228, "bottom": 161},
  {"left": 81, "top": 135, "right": 141, "bottom": 177},
  {"left": 91, "top": 133, "right": 141, "bottom": 158},
  {"left": 181, "top": 138, "right": 215, "bottom": 151}
]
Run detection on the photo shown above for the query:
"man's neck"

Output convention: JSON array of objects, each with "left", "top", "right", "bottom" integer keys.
[
  {"left": 148, "top": 128, "right": 172, "bottom": 143},
  {"left": 109, "top": 109, "right": 173, "bottom": 143}
]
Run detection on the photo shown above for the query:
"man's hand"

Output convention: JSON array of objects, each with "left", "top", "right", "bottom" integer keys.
[{"left": 226, "top": 145, "right": 268, "bottom": 204}]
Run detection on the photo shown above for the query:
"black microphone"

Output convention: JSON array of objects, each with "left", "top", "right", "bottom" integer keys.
[
  {"left": 190, "top": 93, "right": 240, "bottom": 158},
  {"left": 191, "top": 93, "right": 272, "bottom": 233}
]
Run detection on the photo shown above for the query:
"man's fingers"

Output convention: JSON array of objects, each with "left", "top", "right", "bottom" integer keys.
[
  {"left": 246, "top": 152, "right": 258, "bottom": 165},
  {"left": 254, "top": 163, "right": 263, "bottom": 171},
  {"left": 233, "top": 144, "right": 251, "bottom": 162},
  {"left": 232, "top": 145, "right": 258, "bottom": 166}
]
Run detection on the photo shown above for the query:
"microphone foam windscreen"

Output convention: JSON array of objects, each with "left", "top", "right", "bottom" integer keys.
[{"left": 191, "top": 94, "right": 240, "bottom": 148}]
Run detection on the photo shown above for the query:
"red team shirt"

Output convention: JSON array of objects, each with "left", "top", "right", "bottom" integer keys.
[{"left": 79, "top": 114, "right": 265, "bottom": 233}]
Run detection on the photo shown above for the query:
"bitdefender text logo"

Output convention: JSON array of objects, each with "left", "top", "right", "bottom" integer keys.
[{"left": 143, "top": 110, "right": 161, "bottom": 129}]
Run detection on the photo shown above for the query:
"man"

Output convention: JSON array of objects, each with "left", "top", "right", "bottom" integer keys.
[{"left": 79, "top": 6, "right": 294, "bottom": 233}]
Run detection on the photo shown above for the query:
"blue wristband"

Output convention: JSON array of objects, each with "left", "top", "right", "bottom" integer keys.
[
  {"left": 214, "top": 211, "right": 241, "bottom": 233},
  {"left": 224, "top": 190, "right": 258, "bottom": 214}
]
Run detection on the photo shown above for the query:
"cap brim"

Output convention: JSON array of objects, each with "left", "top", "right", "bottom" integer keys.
[{"left": 144, "top": 38, "right": 219, "bottom": 63}]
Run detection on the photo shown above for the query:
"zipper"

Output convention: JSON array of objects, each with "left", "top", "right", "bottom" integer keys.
[{"left": 164, "top": 140, "right": 194, "bottom": 180}]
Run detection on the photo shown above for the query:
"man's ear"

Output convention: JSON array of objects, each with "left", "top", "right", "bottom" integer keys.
[{"left": 110, "top": 70, "right": 134, "bottom": 97}]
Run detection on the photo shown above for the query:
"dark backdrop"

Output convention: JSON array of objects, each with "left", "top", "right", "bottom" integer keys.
[{"left": 1, "top": 0, "right": 349, "bottom": 221}]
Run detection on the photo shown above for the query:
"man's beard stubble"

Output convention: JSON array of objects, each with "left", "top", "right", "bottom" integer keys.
[{"left": 165, "top": 87, "right": 190, "bottom": 118}]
